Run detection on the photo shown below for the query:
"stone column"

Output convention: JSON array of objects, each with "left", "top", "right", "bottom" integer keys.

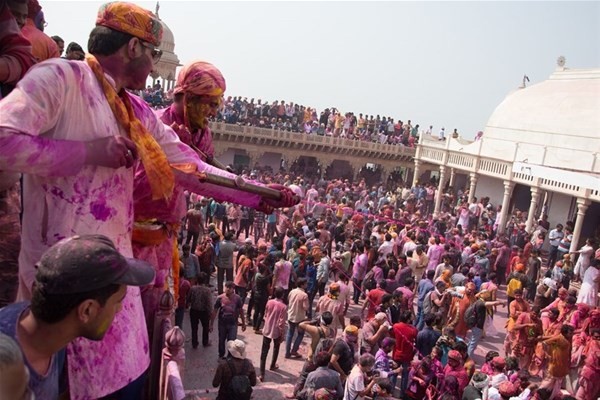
[
  {"left": 569, "top": 198, "right": 590, "bottom": 253},
  {"left": 467, "top": 172, "right": 478, "bottom": 203},
  {"left": 525, "top": 187, "right": 541, "bottom": 233},
  {"left": 380, "top": 167, "right": 389, "bottom": 184},
  {"left": 497, "top": 180, "right": 514, "bottom": 235},
  {"left": 448, "top": 168, "right": 456, "bottom": 188},
  {"left": 320, "top": 160, "right": 333, "bottom": 179},
  {"left": 248, "top": 152, "right": 263, "bottom": 170},
  {"left": 433, "top": 165, "right": 446, "bottom": 216},
  {"left": 412, "top": 160, "right": 422, "bottom": 187}
]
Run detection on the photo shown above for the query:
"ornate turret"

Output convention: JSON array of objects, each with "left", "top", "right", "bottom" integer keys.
[{"left": 150, "top": 2, "right": 180, "bottom": 91}]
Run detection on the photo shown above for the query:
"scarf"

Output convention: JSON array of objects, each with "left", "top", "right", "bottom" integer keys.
[{"left": 86, "top": 55, "right": 174, "bottom": 200}]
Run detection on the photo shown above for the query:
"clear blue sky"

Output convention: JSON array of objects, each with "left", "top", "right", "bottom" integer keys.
[{"left": 42, "top": 1, "right": 600, "bottom": 138}]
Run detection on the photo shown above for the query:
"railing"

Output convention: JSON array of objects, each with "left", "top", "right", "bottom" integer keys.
[
  {"left": 479, "top": 158, "right": 509, "bottom": 177},
  {"left": 420, "top": 147, "right": 445, "bottom": 163},
  {"left": 210, "top": 122, "right": 416, "bottom": 159},
  {"left": 148, "top": 290, "right": 186, "bottom": 400},
  {"left": 539, "top": 178, "right": 581, "bottom": 194},
  {"left": 513, "top": 171, "right": 536, "bottom": 183},
  {"left": 447, "top": 152, "right": 475, "bottom": 169}
]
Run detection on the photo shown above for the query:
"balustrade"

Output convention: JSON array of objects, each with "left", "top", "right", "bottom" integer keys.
[
  {"left": 210, "top": 122, "right": 416, "bottom": 160},
  {"left": 479, "top": 158, "right": 509, "bottom": 177},
  {"left": 447, "top": 152, "right": 474, "bottom": 169}
]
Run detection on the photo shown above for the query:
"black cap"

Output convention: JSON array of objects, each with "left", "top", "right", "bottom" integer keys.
[{"left": 35, "top": 234, "right": 155, "bottom": 294}]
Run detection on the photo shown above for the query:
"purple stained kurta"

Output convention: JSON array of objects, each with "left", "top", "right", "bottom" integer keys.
[
  {"left": 132, "top": 105, "right": 215, "bottom": 325},
  {"left": 427, "top": 243, "right": 444, "bottom": 271},
  {"left": 0, "top": 59, "right": 262, "bottom": 399},
  {"left": 157, "top": 105, "right": 215, "bottom": 160}
]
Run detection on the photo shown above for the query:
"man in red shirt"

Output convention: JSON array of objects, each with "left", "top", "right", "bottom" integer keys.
[
  {"left": 392, "top": 310, "right": 417, "bottom": 395},
  {"left": 362, "top": 280, "right": 387, "bottom": 321}
]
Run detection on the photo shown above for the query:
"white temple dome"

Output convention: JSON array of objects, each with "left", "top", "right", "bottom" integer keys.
[{"left": 483, "top": 66, "right": 600, "bottom": 156}]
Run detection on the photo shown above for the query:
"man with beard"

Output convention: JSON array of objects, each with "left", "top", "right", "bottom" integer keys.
[
  {"left": 0, "top": 3, "right": 299, "bottom": 397},
  {"left": 0, "top": 235, "right": 155, "bottom": 398}
]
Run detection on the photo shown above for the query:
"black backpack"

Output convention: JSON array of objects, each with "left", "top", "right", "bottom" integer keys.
[
  {"left": 226, "top": 359, "right": 253, "bottom": 400},
  {"left": 313, "top": 327, "right": 335, "bottom": 363},
  {"left": 422, "top": 290, "right": 435, "bottom": 315},
  {"left": 363, "top": 270, "right": 376, "bottom": 291},
  {"left": 464, "top": 299, "right": 480, "bottom": 329}
]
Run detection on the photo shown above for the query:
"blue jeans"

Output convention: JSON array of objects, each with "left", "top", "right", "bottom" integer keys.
[
  {"left": 175, "top": 306, "right": 185, "bottom": 329},
  {"left": 467, "top": 327, "right": 484, "bottom": 358},
  {"left": 399, "top": 361, "right": 411, "bottom": 394},
  {"left": 218, "top": 322, "right": 238, "bottom": 358},
  {"left": 352, "top": 278, "right": 362, "bottom": 304},
  {"left": 285, "top": 321, "right": 304, "bottom": 357},
  {"left": 415, "top": 306, "right": 424, "bottom": 330},
  {"left": 307, "top": 289, "right": 317, "bottom": 319}
]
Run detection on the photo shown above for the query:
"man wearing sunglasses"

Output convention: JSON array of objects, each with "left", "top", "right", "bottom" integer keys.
[{"left": 0, "top": 1, "right": 297, "bottom": 399}]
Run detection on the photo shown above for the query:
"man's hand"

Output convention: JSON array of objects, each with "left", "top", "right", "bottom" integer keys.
[
  {"left": 170, "top": 123, "right": 192, "bottom": 144},
  {"left": 262, "top": 184, "right": 300, "bottom": 210},
  {"left": 85, "top": 136, "right": 138, "bottom": 169}
]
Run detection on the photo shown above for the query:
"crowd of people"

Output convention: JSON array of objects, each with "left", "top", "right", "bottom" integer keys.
[
  {"left": 175, "top": 172, "right": 600, "bottom": 400},
  {"left": 0, "top": 1, "right": 599, "bottom": 400},
  {"left": 216, "top": 96, "right": 424, "bottom": 146}
]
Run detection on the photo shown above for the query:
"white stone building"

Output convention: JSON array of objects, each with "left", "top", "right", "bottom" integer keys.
[
  {"left": 414, "top": 58, "right": 600, "bottom": 253},
  {"left": 150, "top": 4, "right": 180, "bottom": 91}
]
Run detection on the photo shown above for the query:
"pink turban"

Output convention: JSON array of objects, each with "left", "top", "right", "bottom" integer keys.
[{"left": 174, "top": 61, "right": 226, "bottom": 97}]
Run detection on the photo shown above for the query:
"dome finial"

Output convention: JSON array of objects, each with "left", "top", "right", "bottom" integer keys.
[
  {"left": 155, "top": 1, "right": 160, "bottom": 19},
  {"left": 557, "top": 55, "right": 566, "bottom": 68}
]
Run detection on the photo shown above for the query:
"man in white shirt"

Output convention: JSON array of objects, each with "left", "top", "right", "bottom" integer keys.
[
  {"left": 285, "top": 278, "right": 308, "bottom": 358},
  {"left": 547, "top": 224, "right": 564, "bottom": 268},
  {"left": 402, "top": 232, "right": 417, "bottom": 256},
  {"left": 438, "top": 127, "right": 446, "bottom": 140},
  {"left": 343, "top": 353, "right": 377, "bottom": 400},
  {"left": 378, "top": 233, "right": 394, "bottom": 259}
]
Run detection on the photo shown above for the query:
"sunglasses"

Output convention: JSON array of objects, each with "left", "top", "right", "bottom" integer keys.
[{"left": 140, "top": 41, "right": 162, "bottom": 64}]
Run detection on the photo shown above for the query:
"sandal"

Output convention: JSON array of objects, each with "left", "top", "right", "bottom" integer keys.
[{"left": 270, "top": 364, "right": 279, "bottom": 371}]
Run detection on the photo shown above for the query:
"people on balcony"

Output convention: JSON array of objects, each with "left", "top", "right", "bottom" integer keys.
[{"left": 214, "top": 97, "right": 424, "bottom": 147}]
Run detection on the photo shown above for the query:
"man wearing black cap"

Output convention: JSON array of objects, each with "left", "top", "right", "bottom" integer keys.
[{"left": 0, "top": 234, "right": 155, "bottom": 399}]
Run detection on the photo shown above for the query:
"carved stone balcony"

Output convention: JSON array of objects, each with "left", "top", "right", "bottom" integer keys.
[{"left": 210, "top": 122, "right": 416, "bottom": 177}]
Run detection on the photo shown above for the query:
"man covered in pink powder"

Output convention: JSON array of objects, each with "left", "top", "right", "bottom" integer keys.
[{"left": 0, "top": 2, "right": 296, "bottom": 398}]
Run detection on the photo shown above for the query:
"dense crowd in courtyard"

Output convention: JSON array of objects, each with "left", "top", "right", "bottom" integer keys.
[
  {"left": 175, "top": 173, "right": 600, "bottom": 400},
  {"left": 0, "top": 1, "right": 599, "bottom": 400}
]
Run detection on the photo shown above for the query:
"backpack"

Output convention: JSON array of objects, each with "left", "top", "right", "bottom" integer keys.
[
  {"left": 363, "top": 270, "right": 376, "bottom": 291},
  {"left": 226, "top": 359, "right": 253, "bottom": 400},
  {"left": 506, "top": 277, "right": 523, "bottom": 297},
  {"left": 464, "top": 299, "right": 480, "bottom": 329},
  {"left": 422, "top": 290, "right": 435, "bottom": 315},
  {"left": 313, "top": 327, "right": 336, "bottom": 363}
]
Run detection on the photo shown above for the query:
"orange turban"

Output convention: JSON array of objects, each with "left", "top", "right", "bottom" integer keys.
[
  {"left": 174, "top": 61, "right": 226, "bottom": 97},
  {"left": 297, "top": 246, "right": 308, "bottom": 256},
  {"left": 96, "top": 2, "right": 163, "bottom": 46},
  {"left": 515, "top": 263, "right": 525, "bottom": 272}
]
